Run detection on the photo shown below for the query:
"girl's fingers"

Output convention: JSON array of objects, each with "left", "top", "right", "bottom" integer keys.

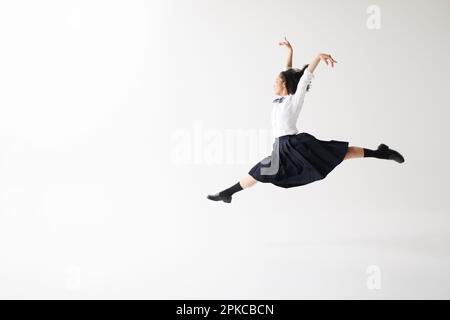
[
  {"left": 327, "top": 58, "right": 334, "bottom": 67},
  {"left": 279, "top": 41, "right": 292, "bottom": 47},
  {"left": 320, "top": 54, "right": 337, "bottom": 66}
]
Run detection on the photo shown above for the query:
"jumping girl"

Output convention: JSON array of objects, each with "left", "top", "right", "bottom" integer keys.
[{"left": 207, "top": 37, "right": 405, "bottom": 203}]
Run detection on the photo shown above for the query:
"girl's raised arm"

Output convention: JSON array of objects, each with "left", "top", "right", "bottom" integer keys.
[{"left": 278, "top": 36, "right": 293, "bottom": 69}]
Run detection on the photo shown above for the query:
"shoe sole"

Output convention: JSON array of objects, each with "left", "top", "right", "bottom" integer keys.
[{"left": 207, "top": 195, "right": 232, "bottom": 203}]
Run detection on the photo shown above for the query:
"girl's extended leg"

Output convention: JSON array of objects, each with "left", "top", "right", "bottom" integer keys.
[
  {"left": 344, "top": 145, "right": 405, "bottom": 163},
  {"left": 344, "top": 146, "right": 364, "bottom": 160}
]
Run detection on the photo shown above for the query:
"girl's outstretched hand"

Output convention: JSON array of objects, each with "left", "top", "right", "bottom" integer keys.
[
  {"left": 307, "top": 53, "right": 338, "bottom": 73},
  {"left": 278, "top": 36, "right": 292, "bottom": 50},
  {"left": 318, "top": 53, "right": 338, "bottom": 67}
]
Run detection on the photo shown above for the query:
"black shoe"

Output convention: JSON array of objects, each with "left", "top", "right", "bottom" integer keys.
[
  {"left": 207, "top": 193, "right": 232, "bottom": 203},
  {"left": 378, "top": 143, "right": 405, "bottom": 163}
]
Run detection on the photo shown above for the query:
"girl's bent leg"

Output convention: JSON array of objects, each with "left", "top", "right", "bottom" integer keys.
[
  {"left": 207, "top": 174, "right": 257, "bottom": 203},
  {"left": 240, "top": 174, "right": 258, "bottom": 189}
]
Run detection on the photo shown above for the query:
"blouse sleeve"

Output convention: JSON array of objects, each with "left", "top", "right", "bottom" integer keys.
[{"left": 291, "top": 69, "right": 314, "bottom": 111}]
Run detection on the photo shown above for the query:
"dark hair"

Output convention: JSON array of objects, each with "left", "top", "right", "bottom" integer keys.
[{"left": 280, "top": 64, "right": 311, "bottom": 94}]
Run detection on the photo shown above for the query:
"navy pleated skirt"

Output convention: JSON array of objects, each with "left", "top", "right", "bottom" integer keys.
[{"left": 248, "top": 132, "right": 349, "bottom": 188}]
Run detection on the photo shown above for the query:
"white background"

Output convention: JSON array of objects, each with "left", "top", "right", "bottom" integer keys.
[{"left": 0, "top": 0, "right": 449, "bottom": 299}]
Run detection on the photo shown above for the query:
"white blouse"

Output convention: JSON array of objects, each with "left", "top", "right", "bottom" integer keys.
[{"left": 271, "top": 69, "right": 314, "bottom": 138}]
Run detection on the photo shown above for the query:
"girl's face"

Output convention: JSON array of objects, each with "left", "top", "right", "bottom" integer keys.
[{"left": 274, "top": 74, "right": 287, "bottom": 96}]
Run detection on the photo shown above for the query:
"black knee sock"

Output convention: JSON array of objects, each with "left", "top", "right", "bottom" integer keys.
[
  {"left": 219, "top": 182, "right": 243, "bottom": 197},
  {"left": 363, "top": 147, "right": 388, "bottom": 159}
]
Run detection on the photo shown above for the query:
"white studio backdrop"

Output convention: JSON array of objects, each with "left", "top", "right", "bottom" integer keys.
[{"left": 0, "top": 0, "right": 449, "bottom": 299}]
